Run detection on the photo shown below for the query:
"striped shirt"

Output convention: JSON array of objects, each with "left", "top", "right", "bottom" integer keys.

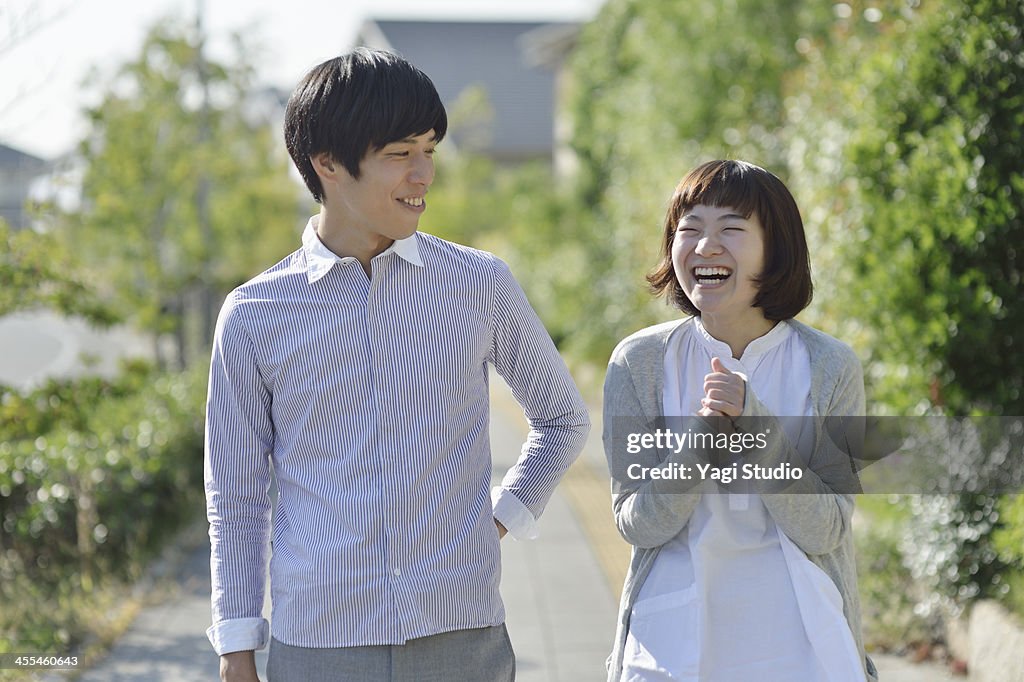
[{"left": 204, "top": 216, "right": 590, "bottom": 655}]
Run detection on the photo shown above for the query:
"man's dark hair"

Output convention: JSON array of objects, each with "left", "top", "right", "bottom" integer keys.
[
  {"left": 284, "top": 48, "right": 448, "bottom": 203},
  {"left": 647, "top": 159, "right": 813, "bottom": 320}
]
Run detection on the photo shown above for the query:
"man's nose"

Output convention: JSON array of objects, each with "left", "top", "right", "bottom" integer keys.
[{"left": 409, "top": 153, "right": 434, "bottom": 186}]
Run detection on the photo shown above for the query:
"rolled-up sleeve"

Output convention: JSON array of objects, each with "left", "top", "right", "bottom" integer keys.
[
  {"left": 204, "top": 293, "right": 275, "bottom": 654},
  {"left": 487, "top": 258, "right": 590, "bottom": 538}
]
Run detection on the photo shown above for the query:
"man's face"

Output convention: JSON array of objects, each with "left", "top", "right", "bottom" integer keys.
[{"left": 333, "top": 130, "right": 437, "bottom": 241}]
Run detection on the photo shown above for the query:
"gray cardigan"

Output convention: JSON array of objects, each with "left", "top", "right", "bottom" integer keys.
[{"left": 602, "top": 317, "right": 878, "bottom": 682}]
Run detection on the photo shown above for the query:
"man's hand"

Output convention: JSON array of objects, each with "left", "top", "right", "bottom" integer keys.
[
  {"left": 221, "top": 650, "right": 259, "bottom": 682},
  {"left": 700, "top": 357, "right": 745, "bottom": 418},
  {"left": 495, "top": 519, "right": 508, "bottom": 539}
]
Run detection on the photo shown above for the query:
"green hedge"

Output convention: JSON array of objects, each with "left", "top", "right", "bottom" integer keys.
[
  {"left": 0, "top": 360, "right": 206, "bottom": 654},
  {"left": 993, "top": 495, "right": 1024, "bottom": 618}
]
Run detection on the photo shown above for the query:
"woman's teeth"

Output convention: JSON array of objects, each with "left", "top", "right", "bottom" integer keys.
[{"left": 694, "top": 266, "right": 731, "bottom": 283}]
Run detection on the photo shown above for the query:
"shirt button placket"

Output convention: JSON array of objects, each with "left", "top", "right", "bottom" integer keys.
[{"left": 368, "top": 257, "right": 407, "bottom": 638}]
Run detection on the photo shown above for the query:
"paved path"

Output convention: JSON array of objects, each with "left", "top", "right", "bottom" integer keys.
[{"left": 75, "top": 374, "right": 960, "bottom": 681}]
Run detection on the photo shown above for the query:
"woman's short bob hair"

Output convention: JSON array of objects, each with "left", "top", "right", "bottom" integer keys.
[
  {"left": 647, "top": 159, "right": 813, "bottom": 320},
  {"left": 284, "top": 48, "right": 448, "bottom": 203}
]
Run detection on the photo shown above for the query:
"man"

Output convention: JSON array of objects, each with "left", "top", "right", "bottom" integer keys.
[{"left": 204, "top": 48, "right": 590, "bottom": 682}]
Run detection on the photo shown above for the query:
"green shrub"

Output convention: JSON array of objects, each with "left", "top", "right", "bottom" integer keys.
[
  {"left": 856, "top": 496, "right": 940, "bottom": 651},
  {"left": 0, "top": 361, "right": 206, "bottom": 654},
  {"left": 900, "top": 494, "right": 1007, "bottom": 614},
  {"left": 993, "top": 494, "right": 1024, "bottom": 618}
]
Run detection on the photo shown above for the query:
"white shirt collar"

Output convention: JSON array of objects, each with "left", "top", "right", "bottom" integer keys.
[{"left": 301, "top": 215, "right": 424, "bottom": 283}]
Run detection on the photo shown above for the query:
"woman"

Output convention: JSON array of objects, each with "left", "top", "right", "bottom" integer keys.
[{"left": 603, "top": 160, "right": 877, "bottom": 681}]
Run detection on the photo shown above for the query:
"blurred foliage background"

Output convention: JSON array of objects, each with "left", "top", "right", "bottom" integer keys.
[
  {"left": 1, "top": 0, "right": 1022, "bottom": 670},
  {"left": 426, "top": 0, "right": 1024, "bottom": 659},
  {"left": 0, "top": 17, "right": 301, "bottom": 669}
]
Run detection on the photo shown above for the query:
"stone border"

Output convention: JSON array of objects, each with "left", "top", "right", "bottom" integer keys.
[{"left": 967, "top": 600, "right": 1024, "bottom": 681}]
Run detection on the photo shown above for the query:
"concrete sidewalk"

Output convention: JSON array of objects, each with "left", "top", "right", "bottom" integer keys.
[{"left": 76, "top": 376, "right": 959, "bottom": 681}]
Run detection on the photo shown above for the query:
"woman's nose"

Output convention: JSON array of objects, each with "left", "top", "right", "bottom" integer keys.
[{"left": 695, "top": 234, "right": 722, "bottom": 256}]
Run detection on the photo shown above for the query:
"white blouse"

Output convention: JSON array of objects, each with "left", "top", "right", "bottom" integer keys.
[{"left": 620, "top": 318, "right": 863, "bottom": 682}]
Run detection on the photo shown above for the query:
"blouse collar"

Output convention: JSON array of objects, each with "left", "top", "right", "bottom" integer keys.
[{"left": 693, "top": 316, "right": 792, "bottom": 362}]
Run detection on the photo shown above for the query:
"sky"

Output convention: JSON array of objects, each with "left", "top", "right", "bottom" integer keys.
[{"left": 0, "top": 0, "right": 605, "bottom": 160}]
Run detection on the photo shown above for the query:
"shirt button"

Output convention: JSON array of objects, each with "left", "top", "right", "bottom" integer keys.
[{"left": 393, "top": 568, "right": 401, "bottom": 577}]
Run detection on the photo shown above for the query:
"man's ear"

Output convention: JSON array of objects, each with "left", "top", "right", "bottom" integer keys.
[{"left": 310, "top": 153, "right": 337, "bottom": 179}]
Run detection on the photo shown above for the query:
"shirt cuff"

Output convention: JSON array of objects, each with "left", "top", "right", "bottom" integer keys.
[
  {"left": 491, "top": 487, "right": 539, "bottom": 541},
  {"left": 207, "top": 617, "right": 270, "bottom": 655}
]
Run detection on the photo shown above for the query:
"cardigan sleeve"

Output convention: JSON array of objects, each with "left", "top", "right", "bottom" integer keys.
[{"left": 602, "top": 340, "right": 708, "bottom": 549}]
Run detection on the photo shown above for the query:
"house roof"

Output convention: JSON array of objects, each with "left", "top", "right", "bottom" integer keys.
[
  {"left": 0, "top": 143, "right": 48, "bottom": 173},
  {"left": 356, "top": 19, "right": 574, "bottom": 161}
]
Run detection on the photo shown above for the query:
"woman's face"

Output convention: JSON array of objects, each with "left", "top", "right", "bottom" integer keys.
[{"left": 672, "top": 203, "right": 766, "bottom": 326}]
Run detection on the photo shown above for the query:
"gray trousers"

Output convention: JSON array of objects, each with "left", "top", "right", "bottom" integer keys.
[{"left": 267, "top": 624, "right": 516, "bottom": 682}]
